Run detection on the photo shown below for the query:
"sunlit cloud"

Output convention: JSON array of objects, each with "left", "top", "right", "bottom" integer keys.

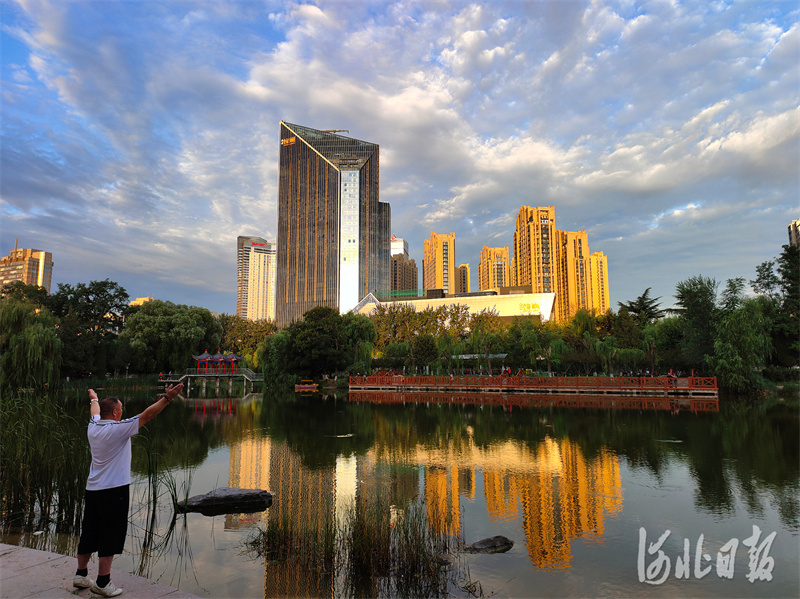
[{"left": 1, "top": 0, "right": 797, "bottom": 313}]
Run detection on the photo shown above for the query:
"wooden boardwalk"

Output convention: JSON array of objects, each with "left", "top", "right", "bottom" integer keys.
[{"left": 349, "top": 374, "right": 718, "bottom": 397}]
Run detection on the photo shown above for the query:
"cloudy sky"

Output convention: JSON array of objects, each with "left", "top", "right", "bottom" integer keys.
[{"left": 2, "top": 1, "right": 798, "bottom": 315}]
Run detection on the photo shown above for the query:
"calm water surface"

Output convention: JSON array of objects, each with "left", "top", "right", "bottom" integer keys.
[{"left": 3, "top": 390, "right": 798, "bottom": 598}]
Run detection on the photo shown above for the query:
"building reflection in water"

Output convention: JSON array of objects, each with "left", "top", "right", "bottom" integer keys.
[{"left": 225, "top": 420, "right": 622, "bottom": 596}]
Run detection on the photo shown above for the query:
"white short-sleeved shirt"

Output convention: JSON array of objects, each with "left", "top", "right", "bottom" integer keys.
[{"left": 85, "top": 416, "right": 140, "bottom": 491}]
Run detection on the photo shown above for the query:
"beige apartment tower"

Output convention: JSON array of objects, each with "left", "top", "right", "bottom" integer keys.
[
  {"left": 237, "top": 236, "right": 277, "bottom": 321},
  {"left": 455, "top": 264, "right": 470, "bottom": 294},
  {"left": 513, "top": 206, "right": 556, "bottom": 293},
  {"left": 512, "top": 206, "right": 610, "bottom": 322},
  {"left": 390, "top": 253, "right": 418, "bottom": 297},
  {"left": 554, "top": 230, "right": 591, "bottom": 322},
  {"left": 423, "top": 232, "right": 456, "bottom": 294},
  {"left": 0, "top": 240, "right": 53, "bottom": 293},
  {"left": 789, "top": 219, "right": 800, "bottom": 247},
  {"left": 479, "top": 246, "right": 510, "bottom": 291},
  {"left": 588, "top": 251, "right": 610, "bottom": 315}
]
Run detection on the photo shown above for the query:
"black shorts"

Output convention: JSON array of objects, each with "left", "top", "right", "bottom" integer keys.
[{"left": 77, "top": 485, "right": 129, "bottom": 557}]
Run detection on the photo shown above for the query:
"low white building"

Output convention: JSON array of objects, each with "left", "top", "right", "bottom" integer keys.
[{"left": 353, "top": 288, "right": 557, "bottom": 322}]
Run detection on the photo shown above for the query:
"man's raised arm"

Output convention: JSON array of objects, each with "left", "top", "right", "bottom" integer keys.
[
  {"left": 88, "top": 389, "right": 100, "bottom": 420},
  {"left": 139, "top": 383, "right": 184, "bottom": 428}
]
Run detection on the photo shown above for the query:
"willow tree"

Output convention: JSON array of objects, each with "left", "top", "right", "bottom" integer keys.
[
  {"left": 707, "top": 298, "right": 773, "bottom": 393},
  {"left": 0, "top": 298, "right": 62, "bottom": 393}
]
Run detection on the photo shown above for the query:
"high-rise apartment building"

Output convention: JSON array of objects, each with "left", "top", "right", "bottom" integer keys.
[
  {"left": 390, "top": 236, "right": 409, "bottom": 259},
  {"left": 237, "top": 236, "right": 277, "bottom": 321},
  {"left": 588, "top": 251, "right": 610, "bottom": 315},
  {"left": 789, "top": 219, "right": 800, "bottom": 247},
  {"left": 455, "top": 264, "right": 470, "bottom": 294},
  {"left": 478, "top": 246, "right": 510, "bottom": 291},
  {"left": 511, "top": 206, "right": 610, "bottom": 322},
  {"left": 0, "top": 240, "right": 53, "bottom": 293},
  {"left": 554, "top": 230, "right": 591, "bottom": 322},
  {"left": 390, "top": 253, "right": 418, "bottom": 297},
  {"left": 423, "top": 232, "right": 455, "bottom": 294},
  {"left": 275, "top": 122, "right": 390, "bottom": 327},
  {"left": 512, "top": 206, "right": 556, "bottom": 293}
]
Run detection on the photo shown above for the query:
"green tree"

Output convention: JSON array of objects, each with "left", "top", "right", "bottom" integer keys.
[
  {"left": 503, "top": 317, "right": 543, "bottom": 372},
  {"left": 543, "top": 328, "right": 568, "bottom": 375},
  {"left": 0, "top": 281, "right": 49, "bottom": 306},
  {"left": 751, "top": 260, "right": 779, "bottom": 300},
  {"left": 719, "top": 277, "right": 745, "bottom": 315},
  {"left": 651, "top": 317, "right": 686, "bottom": 373},
  {"left": 598, "top": 306, "right": 642, "bottom": 349},
  {"left": 410, "top": 334, "right": 438, "bottom": 372},
  {"left": 707, "top": 298, "right": 773, "bottom": 392},
  {"left": 379, "top": 342, "right": 410, "bottom": 370},
  {"left": 594, "top": 335, "right": 618, "bottom": 375},
  {"left": 618, "top": 288, "right": 666, "bottom": 327},
  {"left": 750, "top": 245, "right": 799, "bottom": 367},
  {"left": 286, "top": 306, "right": 346, "bottom": 377},
  {"left": 672, "top": 275, "right": 719, "bottom": 371},
  {"left": 218, "top": 313, "right": 277, "bottom": 367},
  {"left": 567, "top": 309, "right": 600, "bottom": 375},
  {"left": 116, "top": 300, "right": 222, "bottom": 373},
  {"left": 774, "top": 244, "right": 799, "bottom": 365},
  {"left": 0, "top": 298, "right": 62, "bottom": 393},
  {"left": 257, "top": 329, "right": 294, "bottom": 387},
  {"left": 47, "top": 279, "right": 130, "bottom": 377},
  {"left": 341, "top": 312, "right": 377, "bottom": 374},
  {"left": 468, "top": 309, "right": 503, "bottom": 375}
]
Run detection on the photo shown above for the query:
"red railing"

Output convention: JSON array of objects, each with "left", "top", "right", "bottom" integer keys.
[{"left": 349, "top": 374, "right": 717, "bottom": 393}]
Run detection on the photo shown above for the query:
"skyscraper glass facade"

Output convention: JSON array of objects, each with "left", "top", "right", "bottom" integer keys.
[{"left": 276, "top": 122, "right": 390, "bottom": 327}]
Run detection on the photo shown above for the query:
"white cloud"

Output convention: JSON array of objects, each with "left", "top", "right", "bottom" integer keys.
[{"left": 2, "top": 0, "right": 797, "bottom": 313}]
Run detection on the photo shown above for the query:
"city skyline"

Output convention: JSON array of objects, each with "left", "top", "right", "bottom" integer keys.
[{"left": 2, "top": 2, "right": 797, "bottom": 315}]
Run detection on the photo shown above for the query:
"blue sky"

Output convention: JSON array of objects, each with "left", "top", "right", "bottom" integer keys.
[{"left": 2, "top": 0, "right": 798, "bottom": 315}]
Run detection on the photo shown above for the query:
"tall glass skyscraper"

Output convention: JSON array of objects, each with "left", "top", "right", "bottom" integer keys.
[{"left": 276, "top": 122, "right": 390, "bottom": 327}]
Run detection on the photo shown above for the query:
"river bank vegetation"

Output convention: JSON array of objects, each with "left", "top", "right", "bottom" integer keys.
[{"left": 1, "top": 245, "right": 797, "bottom": 398}]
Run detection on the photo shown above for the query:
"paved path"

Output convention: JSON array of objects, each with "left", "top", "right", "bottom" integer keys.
[{"left": 0, "top": 544, "right": 201, "bottom": 599}]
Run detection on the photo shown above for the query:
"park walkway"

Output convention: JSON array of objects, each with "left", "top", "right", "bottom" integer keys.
[{"left": 0, "top": 543, "right": 200, "bottom": 599}]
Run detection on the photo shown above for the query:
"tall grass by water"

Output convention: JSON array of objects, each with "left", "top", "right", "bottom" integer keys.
[
  {"left": 1, "top": 377, "right": 160, "bottom": 537},
  {"left": 0, "top": 389, "right": 89, "bottom": 532},
  {"left": 245, "top": 494, "right": 474, "bottom": 598}
]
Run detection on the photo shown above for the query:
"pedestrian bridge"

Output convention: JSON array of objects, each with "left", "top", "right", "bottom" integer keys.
[{"left": 159, "top": 368, "right": 263, "bottom": 398}]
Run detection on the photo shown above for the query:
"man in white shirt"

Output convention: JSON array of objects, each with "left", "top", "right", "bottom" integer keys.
[{"left": 73, "top": 383, "right": 183, "bottom": 597}]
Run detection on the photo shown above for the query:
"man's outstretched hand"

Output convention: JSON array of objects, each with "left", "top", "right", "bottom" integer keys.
[{"left": 164, "top": 383, "right": 184, "bottom": 402}]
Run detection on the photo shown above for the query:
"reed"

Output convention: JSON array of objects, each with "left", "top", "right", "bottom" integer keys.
[
  {"left": 245, "top": 494, "right": 471, "bottom": 598},
  {"left": 0, "top": 389, "right": 89, "bottom": 530}
]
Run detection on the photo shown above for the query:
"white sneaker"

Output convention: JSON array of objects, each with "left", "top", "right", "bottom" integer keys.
[
  {"left": 73, "top": 574, "right": 93, "bottom": 588},
  {"left": 91, "top": 581, "right": 123, "bottom": 597}
]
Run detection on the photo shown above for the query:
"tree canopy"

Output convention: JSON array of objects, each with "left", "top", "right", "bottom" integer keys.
[{"left": 116, "top": 300, "right": 222, "bottom": 374}]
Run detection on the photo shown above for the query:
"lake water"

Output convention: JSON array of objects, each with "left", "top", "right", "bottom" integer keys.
[{"left": 2, "top": 389, "right": 798, "bottom": 598}]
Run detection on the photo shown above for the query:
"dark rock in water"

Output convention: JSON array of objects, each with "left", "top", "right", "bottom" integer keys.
[
  {"left": 176, "top": 487, "right": 273, "bottom": 516},
  {"left": 464, "top": 535, "right": 514, "bottom": 554}
]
